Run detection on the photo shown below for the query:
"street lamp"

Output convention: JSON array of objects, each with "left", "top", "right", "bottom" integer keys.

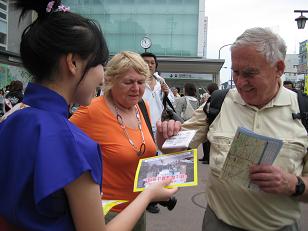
[
  {"left": 294, "top": 10, "right": 308, "bottom": 29},
  {"left": 218, "top": 43, "right": 233, "bottom": 59},
  {"left": 219, "top": 44, "right": 233, "bottom": 89}
]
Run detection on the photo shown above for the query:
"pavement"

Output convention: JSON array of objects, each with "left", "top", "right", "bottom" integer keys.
[{"left": 146, "top": 145, "right": 308, "bottom": 231}]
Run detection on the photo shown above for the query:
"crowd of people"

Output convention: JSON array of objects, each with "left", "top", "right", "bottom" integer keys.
[
  {"left": 0, "top": 1, "right": 307, "bottom": 231},
  {"left": 0, "top": 80, "right": 24, "bottom": 116}
]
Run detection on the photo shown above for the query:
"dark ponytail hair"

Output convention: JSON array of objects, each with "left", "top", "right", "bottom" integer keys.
[{"left": 12, "top": 0, "right": 109, "bottom": 83}]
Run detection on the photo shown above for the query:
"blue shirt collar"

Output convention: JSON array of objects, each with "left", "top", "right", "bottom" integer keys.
[{"left": 23, "top": 82, "right": 69, "bottom": 118}]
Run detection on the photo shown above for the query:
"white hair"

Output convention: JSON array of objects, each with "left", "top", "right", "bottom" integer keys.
[{"left": 231, "top": 27, "right": 287, "bottom": 65}]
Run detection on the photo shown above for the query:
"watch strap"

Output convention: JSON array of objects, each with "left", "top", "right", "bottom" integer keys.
[{"left": 292, "top": 176, "right": 305, "bottom": 197}]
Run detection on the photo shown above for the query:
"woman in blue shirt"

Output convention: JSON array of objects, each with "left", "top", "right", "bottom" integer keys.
[{"left": 0, "top": 0, "right": 178, "bottom": 230}]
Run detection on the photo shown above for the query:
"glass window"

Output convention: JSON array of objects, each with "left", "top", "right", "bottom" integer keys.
[
  {"left": 0, "top": 11, "right": 6, "bottom": 20},
  {"left": 0, "top": 3, "right": 6, "bottom": 11},
  {"left": 0, "top": 20, "right": 6, "bottom": 34},
  {"left": 64, "top": 0, "right": 199, "bottom": 56},
  {"left": 0, "top": 32, "right": 6, "bottom": 44}
]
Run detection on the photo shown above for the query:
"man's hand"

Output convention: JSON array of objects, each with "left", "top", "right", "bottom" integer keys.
[
  {"left": 156, "top": 120, "right": 181, "bottom": 139},
  {"left": 249, "top": 164, "right": 297, "bottom": 196},
  {"left": 156, "top": 120, "right": 182, "bottom": 152},
  {"left": 161, "top": 82, "right": 169, "bottom": 95}
]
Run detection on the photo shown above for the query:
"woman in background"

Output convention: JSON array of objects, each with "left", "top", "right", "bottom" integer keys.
[{"left": 175, "top": 83, "right": 199, "bottom": 121}]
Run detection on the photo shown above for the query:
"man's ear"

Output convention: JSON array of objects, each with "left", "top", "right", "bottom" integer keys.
[{"left": 275, "top": 60, "right": 285, "bottom": 77}]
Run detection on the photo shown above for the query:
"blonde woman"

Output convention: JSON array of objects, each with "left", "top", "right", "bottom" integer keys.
[{"left": 70, "top": 51, "right": 179, "bottom": 231}]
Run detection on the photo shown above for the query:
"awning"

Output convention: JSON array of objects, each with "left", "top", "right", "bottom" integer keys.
[{"left": 157, "top": 57, "right": 225, "bottom": 74}]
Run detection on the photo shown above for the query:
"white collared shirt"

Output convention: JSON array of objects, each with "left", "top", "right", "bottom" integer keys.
[
  {"left": 142, "top": 73, "right": 174, "bottom": 137},
  {"left": 207, "top": 86, "right": 307, "bottom": 230}
]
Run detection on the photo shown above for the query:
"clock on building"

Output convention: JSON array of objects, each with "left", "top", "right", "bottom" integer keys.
[{"left": 140, "top": 36, "right": 152, "bottom": 49}]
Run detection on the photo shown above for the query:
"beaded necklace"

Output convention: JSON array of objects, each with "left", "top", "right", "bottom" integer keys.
[{"left": 113, "top": 103, "right": 146, "bottom": 157}]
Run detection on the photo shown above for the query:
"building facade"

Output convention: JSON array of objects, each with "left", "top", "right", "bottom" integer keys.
[
  {"left": 7, "top": 2, "right": 32, "bottom": 54},
  {"left": 0, "top": 0, "right": 223, "bottom": 91},
  {"left": 0, "top": 0, "right": 8, "bottom": 51},
  {"left": 297, "top": 40, "right": 308, "bottom": 93},
  {"left": 0, "top": 2, "right": 31, "bottom": 90},
  {"left": 64, "top": 0, "right": 223, "bottom": 90},
  {"left": 298, "top": 40, "right": 308, "bottom": 75},
  {"left": 283, "top": 54, "right": 300, "bottom": 81},
  {"left": 65, "top": 0, "right": 205, "bottom": 57}
]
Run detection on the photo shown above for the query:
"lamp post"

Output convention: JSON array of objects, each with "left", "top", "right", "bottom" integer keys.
[
  {"left": 219, "top": 44, "right": 233, "bottom": 89},
  {"left": 294, "top": 10, "right": 308, "bottom": 29},
  {"left": 218, "top": 43, "right": 233, "bottom": 59}
]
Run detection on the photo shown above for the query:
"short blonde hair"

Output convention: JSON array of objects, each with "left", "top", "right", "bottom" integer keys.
[{"left": 104, "top": 51, "right": 151, "bottom": 96}]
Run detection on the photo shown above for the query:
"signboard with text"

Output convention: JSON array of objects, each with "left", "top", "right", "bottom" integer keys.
[{"left": 160, "top": 72, "right": 212, "bottom": 80}]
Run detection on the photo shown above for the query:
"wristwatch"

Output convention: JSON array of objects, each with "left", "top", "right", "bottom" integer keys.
[{"left": 292, "top": 176, "right": 305, "bottom": 197}]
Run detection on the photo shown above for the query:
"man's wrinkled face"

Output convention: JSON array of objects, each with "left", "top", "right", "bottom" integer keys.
[{"left": 231, "top": 45, "right": 284, "bottom": 108}]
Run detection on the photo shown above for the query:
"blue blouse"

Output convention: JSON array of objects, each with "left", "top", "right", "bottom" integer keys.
[{"left": 0, "top": 83, "right": 102, "bottom": 230}]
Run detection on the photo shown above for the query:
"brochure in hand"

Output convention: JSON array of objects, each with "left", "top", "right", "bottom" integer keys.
[
  {"left": 162, "top": 130, "right": 197, "bottom": 149},
  {"left": 220, "top": 127, "right": 283, "bottom": 191},
  {"left": 133, "top": 149, "right": 198, "bottom": 192}
]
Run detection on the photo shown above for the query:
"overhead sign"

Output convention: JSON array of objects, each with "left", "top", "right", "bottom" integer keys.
[{"left": 161, "top": 72, "right": 213, "bottom": 80}]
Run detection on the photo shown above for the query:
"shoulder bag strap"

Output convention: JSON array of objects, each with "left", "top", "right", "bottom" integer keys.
[
  {"left": 138, "top": 99, "right": 154, "bottom": 141},
  {"left": 163, "top": 94, "right": 176, "bottom": 112}
]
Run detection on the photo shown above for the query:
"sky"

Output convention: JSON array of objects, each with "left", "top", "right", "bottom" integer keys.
[{"left": 204, "top": 0, "right": 308, "bottom": 83}]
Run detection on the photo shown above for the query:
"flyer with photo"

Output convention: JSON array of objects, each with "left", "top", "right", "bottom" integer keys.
[{"left": 133, "top": 149, "right": 198, "bottom": 192}]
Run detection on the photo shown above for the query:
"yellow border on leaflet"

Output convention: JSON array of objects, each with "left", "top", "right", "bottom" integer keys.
[{"left": 133, "top": 149, "right": 198, "bottom": 192}]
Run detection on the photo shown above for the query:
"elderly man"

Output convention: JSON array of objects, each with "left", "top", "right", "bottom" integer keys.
[{"left": 157, "top": 27, "right": 308, "bottom": 231}]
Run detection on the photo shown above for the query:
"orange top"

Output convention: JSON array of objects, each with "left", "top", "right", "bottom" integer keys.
[{"left": 70, "top": 96, "right": 156, "bottom": 212}]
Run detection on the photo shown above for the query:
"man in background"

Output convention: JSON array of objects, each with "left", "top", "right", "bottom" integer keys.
[
  {"left": 283, "top": 80, "right": 295, "bottom": 91},
  {"left": 198, "top": 82, "right": 218, "bottom": 164},
  {"left": 141, "top": 52, "right": 174, "bottom": 214}
]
